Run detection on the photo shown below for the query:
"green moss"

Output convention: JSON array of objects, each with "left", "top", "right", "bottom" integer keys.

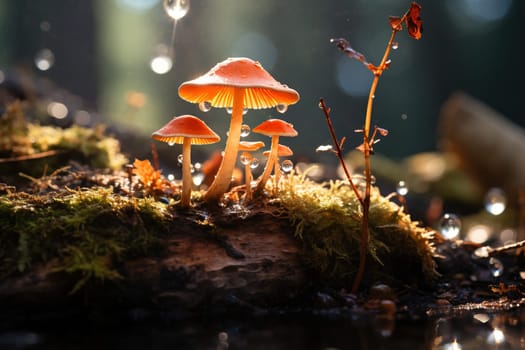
[
  {"left": 274, "top": 170, "right": 437, "bottom": 285},
  {"left": 1, "top": 101, "right": 127, "bottom": 170},
  {"left": 0, "top": 187, "right": 171, "bottom": 292},
  {"left": 28, "top": 123, "right": 127, "bottom": 170}
]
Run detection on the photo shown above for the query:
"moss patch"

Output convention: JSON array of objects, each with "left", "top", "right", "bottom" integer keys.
[
  {"left": 273, "top": 170, "right": 437, "bottom": 286},
  {"left": 0, "top": 187, "right": 170, "bottom": 293}
]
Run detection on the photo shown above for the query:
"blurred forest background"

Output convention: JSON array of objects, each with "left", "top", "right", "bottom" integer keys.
[{"left": 0, "top": 0, "right": 523, "bottom": 164}]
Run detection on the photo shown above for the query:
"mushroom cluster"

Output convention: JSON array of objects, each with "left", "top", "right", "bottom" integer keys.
[
  {"left": 178, "top": 57, "right": 299, "bottom": 203},
  {"left": 151, "top": 57, "right": 300, "bottom": 206}
]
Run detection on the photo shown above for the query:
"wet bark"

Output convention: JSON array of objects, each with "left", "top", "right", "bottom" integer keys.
[{"left": 0, "top": 215, "right": 308, "bottom": 319}]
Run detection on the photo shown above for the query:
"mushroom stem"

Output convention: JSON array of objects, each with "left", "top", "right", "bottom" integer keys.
[
  {"left": 257, "top": 135, "right": 280, "bottom": 192},
  {"left": 243, "top": 152, "right": 253, "bottom": 201},
  {"left": 273, "top": 157, "right": 280, "bottom": 194},
  {"left": 180, "top": 137, "right": 192, "bottom": 208},
  {"left": 205, "top": 88, "right": 245, "bottom": 203}
]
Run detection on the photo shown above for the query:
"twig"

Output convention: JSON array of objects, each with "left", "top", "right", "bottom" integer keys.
[
  {"left": 318, "top": 98, "right": 364, "bottom": 206},
  {"left": 487, "top": 240, "right": 525, "bottom": 257},
  {"left": 327, "top": 3, "right": 420, "bottom": 294},
  {"left": 0, "top": 150, "right": 63, "bottom": 163}
]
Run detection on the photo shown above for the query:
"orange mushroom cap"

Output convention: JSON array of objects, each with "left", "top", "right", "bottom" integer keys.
[
  {"left": 238, "top": 141, "right": 265, "bottom": 152},
  {"left": 152, "top": 115, "right": 220, "bottom": 145},
  {"left": 178, "top": 57, "right": 300, "bottom": 109},
  {"left": 252, "top": 119, "right": 298, "bottom": 138},
  {"left": 263, "top": 144, "right": 293, "bottom": 157}
]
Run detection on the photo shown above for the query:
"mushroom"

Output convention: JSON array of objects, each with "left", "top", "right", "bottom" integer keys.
[
  {"left": 252, "top": 119, "right": 298, "bottom": 192},
  {"left": 262, "top": 144, "right": 293, "bottom": 193},
  {"left": 238, "top": 141, "right": 265, "bottom": 201},
  {"left": 178, "top": 57, "right": 299, "bottom": 203},
  {"left": 152, "top": 114, "right": 220, "bottom": 208}
]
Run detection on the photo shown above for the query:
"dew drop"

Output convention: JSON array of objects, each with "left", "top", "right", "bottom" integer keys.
[
  {"left": 177, "top": 154, "right": 183, "bottom": 164},
  {"left": 34, "top": 48, "right": 55, "bottom": 71},
  {"left": 396, "top": 180, "right": 408, "bottom": 196},
  {"left": 163, "top": 0, "right": 190, "bottom": 20},
  {"left": 276, "top": 104, "right": 288, "bottom": 113},
  {"left": 401, "top": 113, "right": 408, "bottom": 120},
  {"left": 193, "top": 173, "right": 204, "bottom": 186},
  {"left": 167, "top": 174, "right": 175, "bottom": 181},
  {"left": 226, "top": 107, "right": 233, "bottom": 114},
  {"left": 484, "top": 187, "right": 506, "bottom": 215},
  {"left": 150, "top": 54, "right": 172, "bottom": 74},
  {"left": 489, "top": 257, "right": 503, "bottom": 277},
  {"left": 242, "top": 108, "right": 248, "bottom": 115},
  {"left": 281, "top": 159, "right": 294, "bottom": 173},
  {"left": 250, "top": 158, "right": 260, "bottom": 169},
  {"left": 168, "top": 141, "right": 176, "bottom": 146},
  {"left": 392, "top": 42, "right": 399, "bottom": 50},
  {"left": 198, "top": 101, "right": 212, "bottom": 112},
  {"left": 190, "top": 164, "right": 195, "bottom": 173},
  {"left": 240, "top": 124, "right": 251, "bottom": 137},
  {"left": 240, "top": 153, "right": 251, "bottom": 165},
  {"left": 194, "top": 162, "right": 202, "bottom": 171},
  {"left": 439, "top": 213, "right": 461, "bottom": 239}
]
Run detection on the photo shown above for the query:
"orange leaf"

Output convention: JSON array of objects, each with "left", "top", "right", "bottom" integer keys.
[
  {"left": 133, "top": 158, "right": 163, "bottom": 190},
  {"left": 406, "top": 2, "right": 423, "bottom": 40},
  {"left": 389, "top": 16, "right": 403, "bottom": 31}
]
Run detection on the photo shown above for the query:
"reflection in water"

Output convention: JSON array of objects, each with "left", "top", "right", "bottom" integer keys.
[{"left": 1, "top": 308, "right": 523, "bottom": 350}]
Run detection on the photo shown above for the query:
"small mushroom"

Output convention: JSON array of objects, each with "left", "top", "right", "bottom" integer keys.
[
  {"left": 252, "top": 119, "right": 298, "bottom": 192},
  {"left": 178, "top": 57, "right": 299, "bottom": 203},
  {"left": 262, "top": 144, "right": 293, "bottom": 193},
  {"left": 238, "top": 141, "right": 265, "bottom": 201},
  {"left": 152, "top": 115, "right": 220, "bottom": 208}
]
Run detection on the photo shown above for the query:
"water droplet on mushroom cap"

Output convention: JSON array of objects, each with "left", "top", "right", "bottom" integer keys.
[
  {"left": 276, "top": 104, "right": 288, "bottom": 113},
  {"left": 199, "top": 101, "right": 212, "bottom": 112},
  {"left": 240, "top": 124, "right": 251, "bottom": 137}
]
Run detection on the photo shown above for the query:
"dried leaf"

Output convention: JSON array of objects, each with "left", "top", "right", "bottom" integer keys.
[
  {"left": 389, "top": 16, "right": 403, "bottom": 31},
  {"left": 406, "top": 2, "right": 423, "bottom": 40},
  {"left": 377, "top": 127, "right": 389, "bottom": 136},
  {"left": 132, "top": 158, "right": 165, "bottom": 193}
]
